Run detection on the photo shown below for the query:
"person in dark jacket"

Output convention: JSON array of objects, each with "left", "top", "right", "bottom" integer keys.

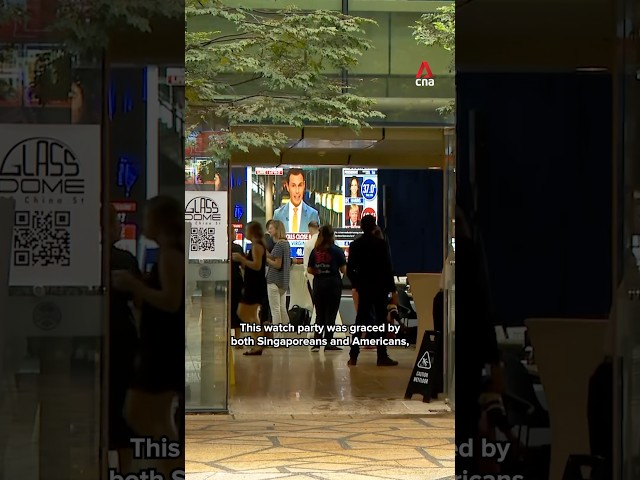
[{"left": 346, "top": 215, "right": 398, "bottom": 367}]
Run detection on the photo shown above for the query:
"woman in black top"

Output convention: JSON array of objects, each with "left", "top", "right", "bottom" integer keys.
[
  {"left": 112, "top": 195, "right": 184, "bottom": 477},
  {"left": 307, "top": 225, "right": 347, "bottom": 352},
  {"left": 108, "top": 205, "right": 142, "bottom": 472},
  {"left": 232, "top": 221, "right": 268, "bottom": 355},
  {"left": 230, "top": 241, "right": 245, "bottom": 331}
]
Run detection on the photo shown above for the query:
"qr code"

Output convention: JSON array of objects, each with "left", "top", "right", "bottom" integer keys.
[
  {"left": 190, "top": 227, "right": 215, "bottom": 252},
  {"left": 13, "top": 211, "right": 71, "bottom": 267}
]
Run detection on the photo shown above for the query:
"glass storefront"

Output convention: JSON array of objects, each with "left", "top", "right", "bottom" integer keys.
[
  {"left": 0, "top": 45, "right": 105, "bottom": 478},
  {"left": 185, "top": 0, "right": 455, "bottom": 413}
]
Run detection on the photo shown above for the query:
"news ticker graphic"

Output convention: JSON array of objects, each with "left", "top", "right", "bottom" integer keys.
[
  {"left": 254, "top": 167, "right": 284, "bottom": 176},
  {"left": 286, "top": 232, "right": 310, "bottom": 258}
]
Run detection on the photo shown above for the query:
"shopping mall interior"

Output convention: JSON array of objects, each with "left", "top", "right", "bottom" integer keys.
[
  {"left": 184, "top": 125, "right": 456, "bottom": 478},
  {"left": 184, "top": 125, "right": 455, "bottom": 415},
  {"left": 2, "top": 0, "right": 638, "bottom": 477},
  {"left": 183, "top": 1, "right": 458, "bottom": 477}
]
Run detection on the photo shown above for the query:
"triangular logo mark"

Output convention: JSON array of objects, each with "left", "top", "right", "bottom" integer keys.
[
  {"left": 416, "top": 61, "right": 433, "bottom": 79},
  {"left": 417, "top": 350, "right": 431, "bottom": 369}
]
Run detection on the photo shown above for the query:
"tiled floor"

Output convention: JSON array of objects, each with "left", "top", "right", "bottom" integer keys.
[
  {"left": 229, "top": 345, "right": 448, "bottom": 416},
  {"left": 186, "top": 344, "right": 453, "bottom": 479},
  {"left": 186, "top": 414, "right": 455, "bottom": 479}
]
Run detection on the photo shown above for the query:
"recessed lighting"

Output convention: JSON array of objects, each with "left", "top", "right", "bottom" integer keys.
[{"left": 576, "top": 67, "right": 608, "bottom": 72}]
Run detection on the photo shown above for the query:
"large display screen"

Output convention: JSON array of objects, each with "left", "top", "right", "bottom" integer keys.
[{"left": 251, "top": 166, "right": 378, "bottom": 258}]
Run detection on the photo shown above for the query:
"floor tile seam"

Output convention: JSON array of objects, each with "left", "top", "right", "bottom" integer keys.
[{"left": 203, "top": 445, "right": 278, "bottom": 465}]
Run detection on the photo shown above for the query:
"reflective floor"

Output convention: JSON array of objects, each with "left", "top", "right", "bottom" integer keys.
[
  {"left": 185, "top": 346, "right": 453, "bottom": 478},
  {"left": 230, "top": 346, "right": 448, "bottom": 416},
  {"left": 186, "top": 414, "right": 455, "bottom": 479}
]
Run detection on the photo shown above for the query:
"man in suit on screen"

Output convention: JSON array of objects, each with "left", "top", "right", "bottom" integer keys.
[
  {"left": 346, "top": 204, "right": 361, "bottom": 228},
  {"left": 273, "top": 168, "right": 320, "bottom": 233}
]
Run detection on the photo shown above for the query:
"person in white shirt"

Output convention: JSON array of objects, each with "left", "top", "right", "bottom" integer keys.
[{"left": 303, "top": 221, "right": 320, "bottom": 294}]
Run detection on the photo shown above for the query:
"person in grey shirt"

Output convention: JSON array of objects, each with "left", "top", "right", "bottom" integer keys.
[{"left": 265, "top": 220, "right": 291, "bottom": 334}]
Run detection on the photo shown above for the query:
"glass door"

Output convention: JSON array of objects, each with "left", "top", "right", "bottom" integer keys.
[
  {"left": 443, "top": 127, "right": 455, "bottom": 408},
  {"left": 184, "top": 142, "right": 230, "bottom": 412},
  {"left": 616, "top": 0, "right": 640, "bottom": 476}
]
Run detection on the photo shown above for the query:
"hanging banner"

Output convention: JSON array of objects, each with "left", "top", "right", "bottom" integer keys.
[
  {"left": 0, "top": 124, "right": 101, "bottom": 286},
  {"left": 185, "top": 190, "right": 228, "bottom": 260}
]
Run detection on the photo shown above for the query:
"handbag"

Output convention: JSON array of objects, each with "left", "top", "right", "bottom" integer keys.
[{"left": 288, "top": 304, "right": 311, "bottom": 327}]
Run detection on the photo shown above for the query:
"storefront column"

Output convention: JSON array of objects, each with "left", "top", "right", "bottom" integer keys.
[{"left": 265, "top": 178, "right": 273, "bottom": 221}]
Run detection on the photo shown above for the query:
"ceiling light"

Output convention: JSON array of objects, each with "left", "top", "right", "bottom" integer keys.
[{"left": 575, "top": 67, "right": 608, "bottom": 72}]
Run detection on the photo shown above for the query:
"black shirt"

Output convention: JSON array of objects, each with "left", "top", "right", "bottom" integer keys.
[
  {"left": 347, "top": 232, "right": 395, "bottom": 295},
  {"left": 309, "top": 245, "right": 346, "bottom": 279},
  {"left": 110, "top": 246, "right": 141, "bottom": 338},
  {"left": 264, "top": 234, "right": 275, "bottom": 253},
  {"left": 231, "top": 243, "right": 244, "bottom": 282}
]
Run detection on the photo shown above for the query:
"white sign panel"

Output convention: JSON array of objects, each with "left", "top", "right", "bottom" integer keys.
[
  {"left": 185, "top": 190, "right": 228, "bottom": 260},
  {"left": 166, "top": 67, "right": 184, "bottom": 86},
  {"left": 0, "top": 125, "right": 101, "bottom": 286}
]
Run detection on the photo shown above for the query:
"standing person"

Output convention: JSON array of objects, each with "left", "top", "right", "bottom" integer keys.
[
  {"left": 264, "top": 219, "right": 276, "bottom": 254},
  {"left": 259, "top": 220, "right": 275, "bottom": 326},
  {"left": 307, "top": 225, "right": 346, "bottom": 352},
  {"left": 230, "top": 235, "right": 245, "bottom": 344},
  {"left": 232, "top": 221, "right": 268, "bottom": 356},
  {"left": 108, "top": 205, "right": 142, "bottom": 474},
  {"left": 111, "top": 195, "right": 185, "bottom": 478},
  {"left": 303, "top": 221, "right": 320, "bottom": 296},
  {"left": 273, "top": 168, "right": 320, "bottom": 233},
  {"left": 265, "top": 220, "right": 291, "bottom": 333},
  {"left": 346, "top": 215, "right": 398, "bottom": 367}
]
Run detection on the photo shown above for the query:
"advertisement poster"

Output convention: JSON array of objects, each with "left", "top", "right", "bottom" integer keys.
[
  {"left": 343, "top": 168, "right": 378, "bottom": 228},
  {"left": 185, "top": 190, "right": 228, "bottom": 260},
  {"left": 0, "top": 124, "right": 101, "bottom": 286}
]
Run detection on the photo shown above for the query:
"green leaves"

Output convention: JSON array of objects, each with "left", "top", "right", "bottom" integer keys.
[
  {"left": 411, "top": 5, "right": 454, "bottom": 53},
  {"left": 187, "top": 1, "right": 384, "bottom": 161},
  {"left": 411, "top": 5, "right": 455, "bottom": 117}
]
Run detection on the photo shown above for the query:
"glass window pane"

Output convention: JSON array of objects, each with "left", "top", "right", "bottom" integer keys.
[{"left": 349, "top": 12, "right": 390, "bottom": 76}]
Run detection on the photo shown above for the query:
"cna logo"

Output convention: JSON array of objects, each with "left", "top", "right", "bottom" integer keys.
[
  {"left": 415, "top": 61, "right": 435, "bottom": 87},
  {"left": 185, "top": 196, "right": 222, "bottom": 222},
  {"left": 0, "top": 137, "right": 84, "bottom": 195}
]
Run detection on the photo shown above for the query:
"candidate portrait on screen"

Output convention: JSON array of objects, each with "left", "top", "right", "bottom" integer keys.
[
  {"left": 345, "top": 204, "right": 361, "bottom": 228},
  {"left": 346, "top": 176, "right": 362, "bottom": 199},
  {"left": 273, "top": 168, "right": 320, "bottom": 233}
]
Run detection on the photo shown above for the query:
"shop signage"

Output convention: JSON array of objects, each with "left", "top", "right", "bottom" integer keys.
[
  {"left": 405, "top": 330, "right": 442, "bottom": 402},
  {"left": 185, "top": 191, "right": 228, "bottom": 261},
  {"left": 0, "top": 124, "right": 101, "bottom": 286},
  {"left": 415, "top": 61, "right": 435, "bottom": 87}
]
